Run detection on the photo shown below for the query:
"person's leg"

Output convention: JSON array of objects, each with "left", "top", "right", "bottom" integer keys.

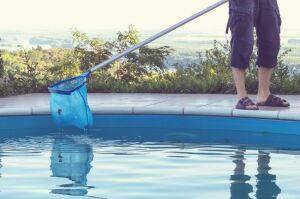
[
  {"left": 232, "top": 68, "right": 258, "bottom": 109},
  {"left": 228, "top": 0, "right": 256, "bottom": 109},
  {"left": 256, "top": 0, "right": 289, "bottom": 106},
  {"left": 232, "top": 68, "right": 247, "bottom": 100},
  {"left": 257, "top": 67, "right": 272, "bottom": 103},
  {"left": 257, "top": 67, "right": 289, "bottom": 106}
]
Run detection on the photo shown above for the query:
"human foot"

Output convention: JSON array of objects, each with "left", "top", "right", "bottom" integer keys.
[
  {"left": 236, "top": 97, "right": 259, "bottom": 110},
  {"left": 256, "top": 94, "right": 290, "bottom": 107}
]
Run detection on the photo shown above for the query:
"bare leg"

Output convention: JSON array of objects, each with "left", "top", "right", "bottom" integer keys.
[
  {"left": 232, "top": 67, "right": 258, "bottom": 109},
  {"left": 257, "top": 67, "right": 272, "bottom": 103},
  {"left": 232, "top": 67, "right": 247, "bottom": 100},
  {"left": 257, "top": 67, "right": 290, "bottom": 106}
]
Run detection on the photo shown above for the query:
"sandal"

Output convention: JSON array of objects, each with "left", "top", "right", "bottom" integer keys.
[
  {"left": 236, "top": 97, "right": 259, "bottom": 110},
  {"left": 257, "top": 94, "right": 290, "bottom": 107}
]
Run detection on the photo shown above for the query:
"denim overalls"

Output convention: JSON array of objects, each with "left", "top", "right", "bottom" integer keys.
[{"left": 227, "top": 0, "right": 281, "bottom": 69}]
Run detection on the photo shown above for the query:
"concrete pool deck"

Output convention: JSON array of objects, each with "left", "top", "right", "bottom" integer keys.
[{"left": 0, "top": 93, "right": 300, "bottom": 121}]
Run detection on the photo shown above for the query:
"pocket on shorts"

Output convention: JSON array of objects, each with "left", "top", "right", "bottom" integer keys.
[
  {"left": 228, "top": 10, "right": 253, "bottom": 39},
  {"left": 226, "top": 0, "right": 254, "bottom": 34},
  {"left": 229, "top": 0, "right": 254, "bottom": 15}
]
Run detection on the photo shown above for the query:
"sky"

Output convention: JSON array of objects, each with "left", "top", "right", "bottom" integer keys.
[{"left": 1, "top": 0, "right": 299, "bottom": 35}]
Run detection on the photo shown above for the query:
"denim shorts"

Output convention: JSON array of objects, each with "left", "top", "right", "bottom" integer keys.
[{"left": 227, "top": 0, "right": 281, "bottom": 69}]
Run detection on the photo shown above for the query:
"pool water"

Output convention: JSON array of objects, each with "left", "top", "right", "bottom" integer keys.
[{"left": 1, "top": 127, "right": 300, "bottom": 199}]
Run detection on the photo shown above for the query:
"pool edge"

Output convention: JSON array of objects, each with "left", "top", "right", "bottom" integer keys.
[{"left": 0, "top": 105, "right": 299, "bottom": 122}]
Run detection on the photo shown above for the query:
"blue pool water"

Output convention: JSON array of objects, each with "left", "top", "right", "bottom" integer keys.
[{"left": 0, "top": 115, "right": 300, "bottom": 199}]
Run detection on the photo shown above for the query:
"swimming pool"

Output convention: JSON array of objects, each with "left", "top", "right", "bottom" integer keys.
[{"left": 0, "top": 115, "right": 300, "bottom": 199}]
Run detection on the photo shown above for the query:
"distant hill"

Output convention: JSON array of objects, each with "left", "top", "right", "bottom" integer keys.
[{"left": 1, "top": 30, "right": 299, "bottom": 68}]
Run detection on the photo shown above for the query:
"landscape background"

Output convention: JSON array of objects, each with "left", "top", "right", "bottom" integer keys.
[
  {"left": 1, "top": 29, "right": 300, "bottom": 70},
  {"left": 0, "top": 0, "right": 299, "bottom": 96}
]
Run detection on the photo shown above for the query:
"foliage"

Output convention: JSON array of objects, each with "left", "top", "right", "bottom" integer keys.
[
  {"left": 0, "top": 26, "right": 299, "bottom": 97},
  {"left": 72, "top": 30, "right": 112, "bottom": 71}
]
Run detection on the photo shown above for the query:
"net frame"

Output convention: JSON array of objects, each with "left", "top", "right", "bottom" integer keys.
[
  {"left": 48, "top": 72, "right": 91, "bottom": 95},
  {"left": 48, "top": 72, "right": 93, "bottom": 129}
]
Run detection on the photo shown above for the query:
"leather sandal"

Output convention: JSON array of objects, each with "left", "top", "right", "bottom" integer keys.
[
  {"left": 236, "top": 97, "right": 259, "bottom": 110},
  {"left": 257, "top": 94, "right": 290, "bottom": 107}
]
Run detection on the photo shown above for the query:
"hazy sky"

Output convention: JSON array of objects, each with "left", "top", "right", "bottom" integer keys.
[{"left": 1, "top": 0, "right": 299, "bottom": 35}]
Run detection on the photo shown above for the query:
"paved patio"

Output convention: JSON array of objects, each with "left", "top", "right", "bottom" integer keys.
[{"left": 0, "top": 93, "right": 299, "bottom": 120}]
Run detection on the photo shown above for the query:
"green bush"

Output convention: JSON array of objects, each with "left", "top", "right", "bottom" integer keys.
[{"left": 0, "top": 27, "right": 299, "bottom": 97}]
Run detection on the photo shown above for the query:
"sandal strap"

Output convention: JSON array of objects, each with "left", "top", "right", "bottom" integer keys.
[
  {"left": 271, "top": 95, "right": 286, "bottom": 102},
  {"left": 240, "top": 97, "right": 255, "bottom": 106},
  {"left": 236, "top": 97, "right": 258, "bottom": 110},
  {"left": 257, "top": 94, "right": 290, "bottom": 107},
  {"left": 269, "top": 94, "right": 287, "bottom": 105}
]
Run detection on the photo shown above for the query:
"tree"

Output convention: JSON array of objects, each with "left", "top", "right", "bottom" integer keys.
[
  {"left": 111, "top": 25, "right": 173, "bottom": 83},
  {"left": 73, "top": 26, "right": 173, "bottom": 84},
  {"left": 113, "top": 24, "right": 140, "bottom": 53},
  {"left": 72, "top": 30, "right": 112, "bottom": 71},
  {"left": 4, "top": 46, "right": 48, "bottom": 92}
]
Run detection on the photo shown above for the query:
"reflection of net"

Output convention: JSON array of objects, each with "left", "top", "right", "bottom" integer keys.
[
  {"left": 49, "top": 73, "right": 93, "bottom": 129},
  {"left": 50, "top": 138, "right": 94, "bottom": 196}
]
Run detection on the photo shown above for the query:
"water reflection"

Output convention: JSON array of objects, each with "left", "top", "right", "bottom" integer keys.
[
  {"left": 0, "top": 156, "right": 2, "bottom": 177},
  {"left": 0, "top": 161, "right": 1, "bottom": 176},
  {"left": 230, "top": 149, "right": 281, "bottom": 199},
  {"left": 256, "top": 151, "right": 281, "bottom": 199},
  {"left": 50, "top": 136, "right": 94, "bottom": 196},
  {"left": 230, "top": 149, "right": 253, "bottom": 199},
  {"left": 0, "top": 153, "right": 2, "bottom": 190}
]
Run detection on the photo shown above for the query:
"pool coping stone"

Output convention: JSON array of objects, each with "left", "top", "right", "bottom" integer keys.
[{"left": 0, "top": 93, "right": 299, "bottom": 121}]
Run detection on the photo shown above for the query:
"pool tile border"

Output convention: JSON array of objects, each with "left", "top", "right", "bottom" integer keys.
[
  {"left": 133, "top": 106, "right": 184, "bottom": 115},
  {"left": 232, "top": 109, "right": 279, "bottom": 120},
  {"left": 0, "top": 105, "right": 299, "bottom": 122},
  {"left": 31, "top": 106, "right": 51, "bottom": 115},
  {"left": 184, "top": 106, "right": 233, "bottom": 117},
  {"left": 92, "top": 106, "right": 133, "bottom": 114},
  {"left": 0, "top": 107, "right": 32, "bottom": 116},
  {"left": 278, "top": 111, "right": 300, "bottom": 121}
]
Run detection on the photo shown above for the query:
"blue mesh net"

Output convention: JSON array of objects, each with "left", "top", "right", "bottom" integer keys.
[{"left": 49, "top": 73, "right": 93, "bottom": 129}]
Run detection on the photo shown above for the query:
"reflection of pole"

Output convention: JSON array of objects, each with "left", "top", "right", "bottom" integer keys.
[
  {"left": 230, "top": 149, "right": 253, "bottom": 199},
  {"left": 50, "top": 137, "right": 94, "bottom": 197},
  {"left": 256, "top": 151, "right": 281, "bottom": 199}
]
